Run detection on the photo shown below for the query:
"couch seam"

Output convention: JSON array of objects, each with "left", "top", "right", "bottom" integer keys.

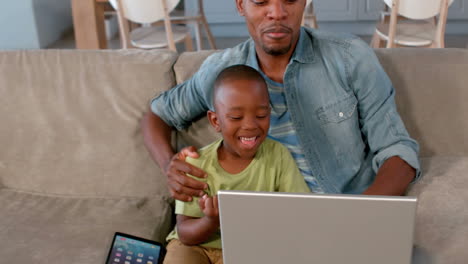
[{"left": 1, "top": 187, "right": 170, "bottom": 200}]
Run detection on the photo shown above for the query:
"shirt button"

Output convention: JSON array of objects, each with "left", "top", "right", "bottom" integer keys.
[{"left": 339, "top": 112, "right": 344, "bottom": 117}]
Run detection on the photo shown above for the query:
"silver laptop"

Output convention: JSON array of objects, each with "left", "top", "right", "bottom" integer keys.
[{"left": 218, "top": 190, "right": 417, "bottom": 264}]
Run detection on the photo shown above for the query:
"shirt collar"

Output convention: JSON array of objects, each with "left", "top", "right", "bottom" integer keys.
[
  {"left": 291, "top": 27, "right": 315, "bottom": 64},
  {"left": 246, "top": 27, "right": 315, "bottom": 69}
]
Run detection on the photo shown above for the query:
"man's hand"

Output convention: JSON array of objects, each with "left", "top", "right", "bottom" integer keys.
[
  {"left": 166, "top": 146, "right": 208, "bottom": 202},
  {"left": 198, "top": 194, "right": 220, "bottom": 226}
]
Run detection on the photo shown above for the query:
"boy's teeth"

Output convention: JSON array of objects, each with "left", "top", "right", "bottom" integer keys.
[{"left": 240, "top": 137, "right": 257, "bottom": 147}]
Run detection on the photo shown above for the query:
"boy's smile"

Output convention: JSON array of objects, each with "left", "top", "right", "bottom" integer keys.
[{"left": 239, "top": 136, "right": 259, "bottom": 148}]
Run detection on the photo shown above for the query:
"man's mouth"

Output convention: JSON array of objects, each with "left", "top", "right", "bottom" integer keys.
[
  {"left": 263, "top": 25, "right": 292, "bottom": 39},
  {"left": 266, "top": 32, "right": 288, "bottom": 39}
]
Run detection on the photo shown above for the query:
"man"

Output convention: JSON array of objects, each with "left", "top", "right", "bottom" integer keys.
[{"left": 141, "top": 0, "right": 420, "bottom": 202}]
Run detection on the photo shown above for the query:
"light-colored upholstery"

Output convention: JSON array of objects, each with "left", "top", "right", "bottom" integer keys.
[
  {"left": 0, "top": 50, "right": 177, "bottom": 263},
  {"left": 376, "top": 48, "right": 468, "bottom": 264},
  {"left": 0, "top": 50, "right": 177, "bottom": 197},
  {"left": 1, "top": 48, "right": 467, "bottom": 263}
]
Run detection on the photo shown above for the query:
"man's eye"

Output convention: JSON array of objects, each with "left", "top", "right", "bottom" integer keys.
[{"left": 252, "top": 0, "right": 267, "bottom": 5}]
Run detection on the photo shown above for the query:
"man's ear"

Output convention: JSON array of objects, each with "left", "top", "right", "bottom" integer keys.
[
  {"left": 235, "top": 0, "right": 245, "bottom": 16},
  {"left": 207, "top": 110, "right": 221, "bottom": 132}
]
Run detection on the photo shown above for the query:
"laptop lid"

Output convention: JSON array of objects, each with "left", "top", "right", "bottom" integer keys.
[{"left": 218, "top": 191, "right": 417, "bottom": 264}]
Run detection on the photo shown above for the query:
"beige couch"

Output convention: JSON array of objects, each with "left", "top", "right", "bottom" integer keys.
[{"left": 1, "top": 48, "right": 467, "bottom": 264}]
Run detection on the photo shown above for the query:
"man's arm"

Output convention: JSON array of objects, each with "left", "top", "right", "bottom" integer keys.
[
  {"left": 141, "top": 110, "right": 207, "bottom": 201},
  {"left": 363, "top": 156, "right": 415, "bottom": 196},
  {"left": 346, "top": 38, "right": 421, "bottom": 195}
]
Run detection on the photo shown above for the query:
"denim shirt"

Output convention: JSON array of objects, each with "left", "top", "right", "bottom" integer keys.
[{"left": 151, "top": 27, "right": 421, "bottom": 194}]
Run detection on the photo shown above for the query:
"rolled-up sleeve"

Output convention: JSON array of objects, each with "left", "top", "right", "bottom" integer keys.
[
  {"left": 151, "top": 70, "right": 210, "bottom": 131},
  {"left": 151, "top": 65, "right": 215, "bottom": 130},
  {"left": 348, "top": 39, "right": 421, "bottom": 181}
]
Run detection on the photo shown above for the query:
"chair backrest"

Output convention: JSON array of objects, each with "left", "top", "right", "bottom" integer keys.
[
  {"left": 109, "top": 0, "right": 180, "bottom": 24},
  {"left": 383, "top": 0, "right": 454, "bottom": 19}
]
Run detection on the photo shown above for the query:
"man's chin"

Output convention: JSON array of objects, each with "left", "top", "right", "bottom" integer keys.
[{"left": 262, "top": 44, "right": 292, "bottom": 56}]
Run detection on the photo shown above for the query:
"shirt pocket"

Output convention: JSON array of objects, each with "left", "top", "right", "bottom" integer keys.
[
  {"left": 314, "top": 94, "right": 364, "bottom": 170},
  {"left": 316, "top": 94, "right": 358, "bottom": 125}
]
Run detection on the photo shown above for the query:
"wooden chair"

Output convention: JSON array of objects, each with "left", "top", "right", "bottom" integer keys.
[
  {"left": 371, "top": 0, "right": 453, "bottom": 48},
  {"left": 302, "top": 0, "right": 318, "bottom": 29},
  {"left": 110, "top": 0, "right": 193, "bottom": 52},
  {"left": 169, "top": 0, "right": 216, "bottom": 50}
]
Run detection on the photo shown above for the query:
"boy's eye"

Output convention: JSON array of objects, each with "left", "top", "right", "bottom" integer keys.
[
  {"left": 256, "top": 115, "right": 268, "bottom": 119},
  {"left": 228, "top": 116, "right": 242, "bottom": 120}
]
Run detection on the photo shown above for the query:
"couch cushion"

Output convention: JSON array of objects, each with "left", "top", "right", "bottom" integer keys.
[
  {"left": 172, "top": 50, "right": 220, "bottom": 150},
  {"left": 173, "top": 50, "right": 217, "bottom": 85},
  {"left": 0, "top": 50, "right": 177, "bottom": 197},
  {"left": 408, "top": 157, "right": 468, "bottom": 263},
  {"left": 375, "top": 48, "right": 468, "bottom": 157},
  {"left": 0, "top": 187, "right": 173, "bottom": 264}
]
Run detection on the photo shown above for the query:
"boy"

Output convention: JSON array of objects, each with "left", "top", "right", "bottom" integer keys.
[{"left": 163, "top": 65, "right": 310, "bottom": 264}]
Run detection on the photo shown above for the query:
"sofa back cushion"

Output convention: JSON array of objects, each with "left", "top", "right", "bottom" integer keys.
[
  {"left": 172, "top": 51, "right": 221, "bottom": 150},
  {"left": 0, "top": 50, "right": 176, "bottom": 197},
  {"left": 172, "top": 48, "right": 468, "bottom": 157},
  {"left": 376, "top": 48, "right": 468, "bottom": 157}
]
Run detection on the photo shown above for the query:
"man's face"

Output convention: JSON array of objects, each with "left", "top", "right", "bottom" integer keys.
[
  {"left": 208, "top": 79, "right": 270, "bottom": 160},
  {"left": 236, "top": 0, "right": 306, "bottom": 56}
]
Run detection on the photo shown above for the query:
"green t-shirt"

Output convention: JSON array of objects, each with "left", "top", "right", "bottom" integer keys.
[{"left": 166, "top": 138, "right": 311, "bottom": 249}]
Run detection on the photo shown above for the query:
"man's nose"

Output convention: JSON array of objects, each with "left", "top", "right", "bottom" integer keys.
[{"left": 266, "top": 1, "right": 288, "bottom": 20}]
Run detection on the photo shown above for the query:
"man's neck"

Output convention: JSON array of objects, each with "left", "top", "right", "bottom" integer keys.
[
  {"left": 256, "top": 51, "right": 290, "bottom": 84},
  {"left": 254, "top": 37, "right": 299, "bottom": 84}
]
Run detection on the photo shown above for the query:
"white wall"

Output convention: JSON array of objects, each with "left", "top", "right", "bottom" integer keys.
[
  {"left": 33, "top": 0, "right": 72, "bottom": 48},
  {"left": 0, "top": 0, "right": 72, "bottom": 49},
  {"left": 0, "top": 2, "right": 39, "bottom": 49}
]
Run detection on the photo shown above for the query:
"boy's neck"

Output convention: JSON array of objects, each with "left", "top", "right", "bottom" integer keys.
[{"left": 217, "top": 144, "right": 255, "bottom": 174}]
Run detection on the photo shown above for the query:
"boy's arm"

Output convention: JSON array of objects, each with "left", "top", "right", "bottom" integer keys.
[{"left": 176, "top": 195, "right": 220, "bottom": 246}]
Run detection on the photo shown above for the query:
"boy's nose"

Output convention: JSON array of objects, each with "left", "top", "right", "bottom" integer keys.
[{"left": 241, "top": 117, "right": 259, "bottom": 130}]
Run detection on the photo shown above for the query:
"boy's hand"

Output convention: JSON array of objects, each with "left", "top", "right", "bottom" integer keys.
[
  {"left": 166, "top": 146, "right": 208, "bottom": 202},
  {"left": 198, "top": 194, "right": 220, "bottom": 225}
]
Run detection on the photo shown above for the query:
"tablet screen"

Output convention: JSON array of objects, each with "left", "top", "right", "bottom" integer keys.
[{"left": 105, "top": 232, "right": 164, "bottom": 264}]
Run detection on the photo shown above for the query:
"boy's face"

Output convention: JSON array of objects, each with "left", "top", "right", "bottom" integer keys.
[{"left": 208, "top": 78, "right": 270, "bottom": 160}]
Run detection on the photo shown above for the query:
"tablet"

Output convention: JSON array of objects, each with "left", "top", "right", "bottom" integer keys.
[{"left": 105, "top": 232, "right": 165, "bottom": 264}]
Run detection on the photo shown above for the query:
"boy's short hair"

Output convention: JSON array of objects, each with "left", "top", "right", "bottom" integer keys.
[{"left": 213, "top": 65, "right": 267, "bottom": 106}]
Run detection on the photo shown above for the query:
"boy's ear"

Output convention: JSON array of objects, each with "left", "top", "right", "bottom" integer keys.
[{"left": 207, "top": 110, "right": 221, "bottom": 132}]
